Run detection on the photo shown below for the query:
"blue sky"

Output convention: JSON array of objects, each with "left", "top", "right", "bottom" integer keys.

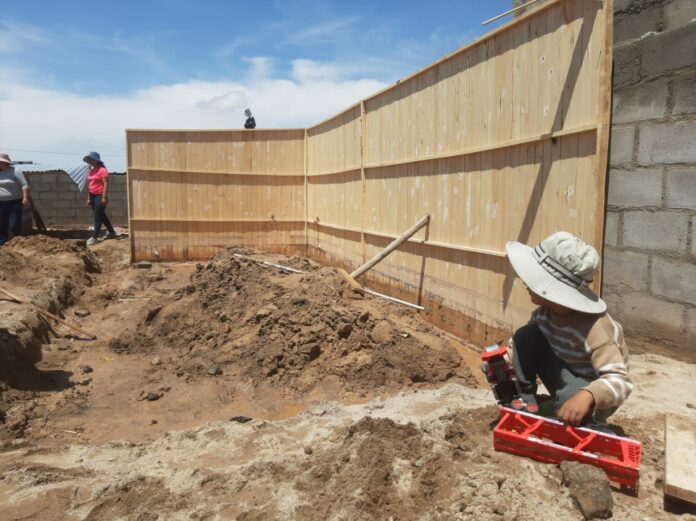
[{"left": 1, "top": 0, "right": 511, "bottom": 170}]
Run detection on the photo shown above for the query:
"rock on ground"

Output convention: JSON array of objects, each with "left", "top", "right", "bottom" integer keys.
[{"left": 560, "top": 461, "right": 613, "bottom": 520}]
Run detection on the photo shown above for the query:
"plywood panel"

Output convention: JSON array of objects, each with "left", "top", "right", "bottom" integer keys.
[{"left": 128, "top": 0, "right": 612, "bottom": 344}]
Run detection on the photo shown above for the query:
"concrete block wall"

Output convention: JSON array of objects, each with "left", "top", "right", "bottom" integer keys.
[
  {"left": 25, "top": 171, "right": 128, "bottom": 227},
  {"left": 511, "top": 0, "right": 696, "bottom": 354},
  {"left": 605, "top": 0, "right": 696, "bottom": 353}
]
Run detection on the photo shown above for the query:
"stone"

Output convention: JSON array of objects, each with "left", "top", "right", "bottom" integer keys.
[
  {"left": 622, "top": 210, "right": 688, "bottom": 252},
  {"left": 651, "top": 258, "right": 696, "bottom": 305},
  {"left": 601, "top": 250, "right": 650, "bottom": 292},
  {"left": 77, "top": 378, "right": 92, "bottom": 386},
  {"left": 207, "top": 364, "right": 223, "bottom": 376},
  {"left": 136, "top": 261, "right": 152, "bottom": 269},
  {"left": 79, "top": 365, "right": 93, "bottom": 374},
  {"left": 370, "top": 321, "right": 394, "bottom": 344},
  {"left": 336, "top": 323, "right": 353, "bottom": 339},
  {"left": 53, "top": 338, "right": 71, "bottom": 350},
  {"left": 291, "top": 297, "right": 308, "bottom": 305},
  {"left": 664, "top": 0, "right": 696, "bottom": 31},
  {"left": 638, "top": 121, "right": 696, "bottom": 165},
  {"left": 560, "top": 461, "right": 613, "bottom": 520},
  {"left": 672, "top": 71, "right": 696, "bottom": 116},
  {"left": 230, "top": 416, "right": 253, "bottom": 424},
  {"left": 145, "top": 392, "right": 162, "bottom": 402},
  {"left": 151, "top": 356, "right": 162, "bottom": 366},
  {"left": 613, "top": 78, "right": 668, "bottom": 124},
  {"left": 606, "top": 168, "right": 662, "bottom": 207},
  {"left": 614, "top": 4, "right": 663, "bottom": 42},
  {"left": 603, "top": 212, "right": 620, "bottom": 247},
  {"left": 74, "top": 308, "right": 91, "bottom": 318},
  {"left": 665, "top": 166, "right": 696, "bottom": 209},
  {"left": 613, "top": 43, "right": 641, "bottom": 87},
  {"left": 303, "top": 445, "right": 313, "bottom": 455},
  {"left": 609, "top": 126, "right": 634, "bottom": 165},
  {"left": 640, "top": 24, "right": 696, "bottom": 78}
]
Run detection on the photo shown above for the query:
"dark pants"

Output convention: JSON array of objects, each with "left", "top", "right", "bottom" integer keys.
[
  {"left": 0, "top": 198, "right": 23, "bottom": 246},
  {"left": 89, "top": 193, "right": 115, "bottom": 238},
  {"left": 512, "top": 323, "right": 615, "bottom": 423}
]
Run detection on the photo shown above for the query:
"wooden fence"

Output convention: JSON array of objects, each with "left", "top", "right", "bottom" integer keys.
[{"left": 127, "top": 0, "right": 613, "bottom": 341}]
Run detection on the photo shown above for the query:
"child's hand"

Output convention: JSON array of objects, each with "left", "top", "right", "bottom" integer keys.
[{"left": 558, "top": 390, "right": 595, "bottom": 425}]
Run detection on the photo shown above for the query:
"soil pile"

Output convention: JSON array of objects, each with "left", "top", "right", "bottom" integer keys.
[{"left": 111, "top": 248, "right": 470, "bottom": 396}]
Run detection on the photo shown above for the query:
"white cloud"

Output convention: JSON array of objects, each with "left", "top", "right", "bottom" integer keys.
[{"left": 0, "top": 61, "right": 386, "bottom": 171}]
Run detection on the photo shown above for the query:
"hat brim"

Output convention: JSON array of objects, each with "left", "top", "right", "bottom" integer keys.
[
  {"left": 0, "top": 158, "right": 12, "bottom": 165},
  {"left": 506, "top": 241, "right": 606, "bottom": 314}
]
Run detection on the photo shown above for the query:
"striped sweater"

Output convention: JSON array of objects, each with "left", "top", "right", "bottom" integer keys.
[{"left": 531, "top": 307, "right": 633, "bottom": 410}]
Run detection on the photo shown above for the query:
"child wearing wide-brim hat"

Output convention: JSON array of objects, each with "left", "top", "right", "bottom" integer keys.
[{"left": 506, "top": 231, "right": 633, "bottom": 426}]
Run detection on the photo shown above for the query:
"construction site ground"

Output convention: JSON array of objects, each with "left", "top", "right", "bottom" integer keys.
[{"left": 0, "top": 232, "right": 694, "bottom": 521}]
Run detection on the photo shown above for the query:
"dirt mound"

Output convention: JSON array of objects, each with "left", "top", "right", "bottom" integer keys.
[
  {"left": 294, "top": 416, "right": 456, "bottom": 520},
  {"left": 111, "top": 248, "right": 470, "bottom": 396}
]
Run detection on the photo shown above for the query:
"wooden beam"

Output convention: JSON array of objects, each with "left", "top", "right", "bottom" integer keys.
[
  {"left": 482, "top": 0, "right": 542, "bottom": 26},
  {"left": 665, "top": 414, "right": 696, "bottom": 505},
  {"left": 351, "top": 215, "right": 430, "bottom": 279}
]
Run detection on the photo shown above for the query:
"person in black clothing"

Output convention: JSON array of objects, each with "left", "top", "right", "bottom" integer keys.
[{"left": 244, "top": 108, "right": 256, "bottom": 129}]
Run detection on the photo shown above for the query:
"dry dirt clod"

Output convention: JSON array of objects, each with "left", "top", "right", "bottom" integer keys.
[
  {"left": 79, "top": 365, "right": 93, "bottom": 374},
  {"left": 370, "top": 320, "right": 393, "bottom": 344},
  {"left": 304, "top": 445, "right": 313, "bottom": 455},
  {"left": 150, "top": 356, "right": 162, "bottom": 366},
  {"left": 207, "top": 364, "right": 223, "bottom": 376},
  {"left": 136, "top": 261, "right": 153, "bottom": 269},
  {"left": 74, "top": 308, "right": 91, "bottom": 318},
  {"left": 230, "top": 416, "right": 253, "bottom": 424},
  {"left": 560, "top": 461, "right": 613, "bottom": 520}
]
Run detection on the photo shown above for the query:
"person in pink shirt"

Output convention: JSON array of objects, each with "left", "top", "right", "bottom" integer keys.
[{"left": 83, "top": 151, "right": 117, "bottom": 246}]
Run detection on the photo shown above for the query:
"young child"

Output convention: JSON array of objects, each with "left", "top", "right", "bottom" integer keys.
[{"left": 506, "top": 231, "right": 632, "bottom": 426}]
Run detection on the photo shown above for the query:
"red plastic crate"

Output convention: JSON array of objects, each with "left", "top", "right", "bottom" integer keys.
[{"left": 493, "top": 406, "right": 642, "bottom": 492}]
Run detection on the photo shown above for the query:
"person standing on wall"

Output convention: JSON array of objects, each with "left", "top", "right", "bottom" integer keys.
[
  {"left": 0, "top": 153, "right": 30, "bottom": 246},
  {"left": 84, "top": 151, "right": 117, "bottom": 246},
  {"left": 244, "top": 108, "right": 256, "bottom": 129}
]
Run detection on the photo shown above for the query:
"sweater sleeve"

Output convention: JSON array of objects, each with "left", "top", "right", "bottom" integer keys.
[
  {"left": 583, "top": 341, "right": 634, "bottom": 410},
  {"left": 15, "top": 169, "right": 28, "bottom": 190}
]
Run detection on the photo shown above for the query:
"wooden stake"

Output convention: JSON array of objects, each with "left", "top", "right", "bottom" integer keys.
[
  {"left": 0, "top": 286, "right": 97, "bottom": 340},
  {"left": 336, "top": 268, "right": 364, "bottom": 295},
  {"left": 350, "top": 215, "right": 430, "bottom": 279},
  {"left": 481, "top": 0, "right": 541, "bottom": 26}
]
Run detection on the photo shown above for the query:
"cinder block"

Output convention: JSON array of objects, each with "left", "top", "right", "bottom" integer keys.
[
  {"left": 664, "top": 0, "right": 696, "bottom": 31},
  {"left": 51, "top": 200, "right": 72, "bottom": 208},
  {"left": 604, "top": 211, "right": 620, "bottom": 247},
  {"left": 609, "top": 125, "right": 635, "bottom": 165},
  {"left": 613, "top": 42, "right": 642, "bottom": 87},
  {"left": 623, "top": 210, "right": 689, "bottom": 252},
  {"left": 607, "top": 168, "right": 662, "bottom": 207},
  {"left": 617, "top": 291, "right": 686, "bottom": 343},
  {"left": 665, "top": 166, "right": 696, "bottom": 209},
  {"left": 640, "top": 23, "right": 696, "bottom": 77},
  {"left": 57, "top": 191, "right": 79, "bottom": 200},
  {"left": 612, "top": 78, "right": 668, "bottom": 124},
  {"left": 36, "top": 207, "right": 57, "bottom": 217},
  {"left": 693, "top": 216, "right": 696, "bottom": 257},
  {"left": 59, "top": 209, "right": 77, "bottom": 218},
  {"left": 652, "top": 257, "right": 696, "bottom": 305},
  {"left": 638, "top": 121, "right": 696, "bottom": 165},
  {"left": 672, "top": 70, "right": 696, "bottom": 115},
  {"left": 603, "top": 250, "right": 650, "bottom": 291},
  {"left": 615, "top": 4, "right": 663, "bottom": 42}
]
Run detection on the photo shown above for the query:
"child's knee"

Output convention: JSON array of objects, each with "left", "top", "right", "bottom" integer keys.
[{"left": 512, "top": 324, "right": 544, "bottom": 355}]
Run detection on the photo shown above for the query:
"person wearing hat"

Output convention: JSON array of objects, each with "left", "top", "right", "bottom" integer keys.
[
  {"left": 83, "top": 151, "right": 117, "bottom": 246},
  {"left": 506, "top": 231, "right": 632, "bottom": 426},
  {"left": 0, "top": 153, "right": 30, "bottom": 246},
  {"left": 244, "top": 108, "right": 256, "bottom": 129}
]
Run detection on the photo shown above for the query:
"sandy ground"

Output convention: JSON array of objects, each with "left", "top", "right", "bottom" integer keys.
[{"left": 0, "top": 233, "right": 694, "bottom": 520}]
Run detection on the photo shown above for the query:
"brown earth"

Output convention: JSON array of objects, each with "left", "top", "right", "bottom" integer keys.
[{"left": 0, "top": 232, "right": 694, "bottom": 520}]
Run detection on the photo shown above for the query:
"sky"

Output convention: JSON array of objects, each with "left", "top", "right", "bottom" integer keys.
[{"left": 0, "top": 0, "right": 511, "bottom": 172}]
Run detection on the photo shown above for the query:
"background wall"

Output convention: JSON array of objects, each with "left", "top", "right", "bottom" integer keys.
[
  {"left": 26, "top": 171, "right": 128, "bottom": 226},
  {"left": 604, "top": 0, "right": 696, "bottom": 355},
  {"left": 126, "top": 129, "right": 306, "bottom": 261}
]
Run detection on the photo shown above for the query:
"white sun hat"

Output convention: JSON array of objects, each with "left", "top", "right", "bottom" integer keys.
[{"left": 506, "top": 231, "right": 606, "bottom": 314}]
